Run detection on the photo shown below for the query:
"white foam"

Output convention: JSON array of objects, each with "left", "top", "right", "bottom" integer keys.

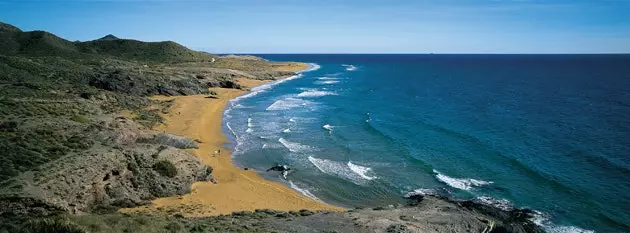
[
  {"left": 347, "top": 161, "right": 377, "bottom": 180},
  {"left": 307, "top": 156, "right": 373, "bottom": 185},
  {"left": 283, "top": 128, "right": 291, "bottom": 133},
  {"left": 278, "top": 138, "right": 313, "bottom": 153},
  {"left": 245, "top": 128, "right": 253, "bottom": 133},
  {"left": 289, "top": 118, "right": 296, "bottom": 123},
  {"left": 318, "top": 77, "right": 339, "bottom": 80},
  {"left": 433, "top": 169, "right": 493, "bottom": 191},
  {"left": 227, "top": 63, "right": 320, "bottom": 104},
  {"left": 323, "top": 124, "right": 333, "bottom": 131},
  {"left": 404, "top": 188, "right": 450, "bottom": 198},
  {"left": 226, "top": 122, "right": 238, "bottom": 140},
  {"left": 474, "top": 196, "right": 514, "bottom": 211},
  {"left": 531, "top": 212, "right": 595, "bottom": 233},
  {"left": 266, "top": 97, "right": 310, "bottom": 111},
  {"left": 342, "top": 64, "right": 357, "bottom": 71},
  {"left": 289, "top": 181, "right": 322, "bottom": 202},
  {"left": 297, "top": 90, "right": 337, "bottom": 97},
  {"left": 315, "top": 80, "right": 340, "bottom": 85}
]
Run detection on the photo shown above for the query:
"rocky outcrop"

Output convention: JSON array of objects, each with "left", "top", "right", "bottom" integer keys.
[
  {"left": 403, "top": 194, "right": 543, "bottom": 233},
  {"left": 0, "top": 115, "right": 213, "bottom": 216},
  {"left": 1, "top": 143, "right": 212, "bottom": 215}
]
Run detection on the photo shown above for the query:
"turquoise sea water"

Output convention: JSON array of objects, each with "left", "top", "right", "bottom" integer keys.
[{"left": 223, "top": 54, "right": 630, "bottom": 232}]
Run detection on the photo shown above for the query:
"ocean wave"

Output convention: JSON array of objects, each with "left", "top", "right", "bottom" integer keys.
[
  {"left": 307, "top": 156, "right": 375, "bottom": 185},
  {"left": 266, "top": 97, "right": 310, "bottom": 111},
  {"left": 317, "top": 77, "right": 339, "bottom": 80},
  {"left": 278, "top": 138, "right": 313, "bottom": 153},
  {"left": 433, "top": 169, "right": 493, "bottom": 191},
  {"left": 473, "top": 196, "right": 514, "bottom": 211},
  {"left": 283, "top": 128, "right": 291, "bottom": 133},
  {"left": 531, "top": 212, "right": 594, "bottom": 233},
  {"left": 342, "top": 64, "right": 357, "bottom": 71},
  {"left": 315, "top": 80, "right": 340, "bottom": 85},
  {"left": 347, "top": 161, "right": 377, "bottom": 180},
  {"left": 227, "top": 63, "right": 319, "bottom": 104},
  {"left": 226, "top": 122, "right": 238, "bottom": 140},
  {"left": 297, "top": 90, "right": 337, "bottom": 97},
  {"left": 404, "top": 188, "right": 451, "bottom": 198},
  {"left": 323, "top": 124, "right": 333, "bottom": 132},
  {"left": 289, "top": 181, "right": 322, "bottom": 202},
  {"left": 262, "top": 143, "right": 283, "bottom": 149}
]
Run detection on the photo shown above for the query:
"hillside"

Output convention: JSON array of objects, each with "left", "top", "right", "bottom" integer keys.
[
  {"left": 0, "top": 21, "right": 301, "bottom": 217},
  {"left": 77, "top": 38, "right": 216, "bottom": 63}
]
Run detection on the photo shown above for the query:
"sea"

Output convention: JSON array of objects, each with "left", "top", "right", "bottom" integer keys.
[{"left": 222, "top": 54, "right": 630, "bottom": 232}]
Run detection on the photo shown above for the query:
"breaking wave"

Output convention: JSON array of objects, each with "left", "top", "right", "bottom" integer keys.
[
  {"left": 278, "top": 138, "right": 313, "bottom": 153},
  {"left": 474, "top": 196, "right": 514, "bottom": 211},
  {"left": 347, "top": 161, "right": 377, "bottom": 180},
  {"left": 342, "top": 64, "right": 357, "bottom": 71},
  {"left": 433, "top": 169, "right": 493, "bottom": 191},
  {"left": 289, "top": 181, "right": 322, "bottom": 202},
  {"left": 323, "top": 124, "right": 333, "bottom": 132},
  {"left": 315, "top": 80, "right": 340, "bottom": 85},
  {"left": 266, "top": 98, "right": 310, "bottom": 111},
  {"left": 307, "top": 156, "right": 375, "bottom": 185},
  {"left": 531, "top": 212, "right": 595, "bottom": 233},
  {"left": 297, "top": 90, "right": 337, "bottom": 97}
]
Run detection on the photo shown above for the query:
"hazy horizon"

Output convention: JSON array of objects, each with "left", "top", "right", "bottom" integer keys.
[{"left": 1, "top": 0, "right": 629, "bottom": 54}]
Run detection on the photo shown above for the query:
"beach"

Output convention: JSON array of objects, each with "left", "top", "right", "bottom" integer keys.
[{"left": 121, "top": 62, "right": 343, "bottom": 217}]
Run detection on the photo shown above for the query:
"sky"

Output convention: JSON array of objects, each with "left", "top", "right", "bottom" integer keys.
[{"left": 1, "top": 0, "right": 629, "bottom": 54}]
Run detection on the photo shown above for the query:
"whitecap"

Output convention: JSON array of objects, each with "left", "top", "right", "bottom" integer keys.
[
  {"left": 227, "top": 63, "right": 319, "bottom": 104},
  {"left": 317, "top": 77, "right": 339, "bottom": 80},
  {"left": 404, "top": 188, "right": 451, "bottom": 198},
  {"left": 433, "top": 169, "right": 493, "bottom": 191},
  {"left": 226, "top": 122, "right": 238, "bottom": 139},
  {"left": 278, "top": 138, "right": 313, "bottom": 153},
  {"left": 474, "top": 196, "right": 514, "bottom": 211},
  {"left": 266, "top": 98, "right": 310, "bottom": 111},
  {"left": 531, "top": 212, "right": 595, "bottom": 233},
  {"left": 323, "top": 124, "right": 333, "bottom": 131},
  {"left": 297, "top": 90, "right": 337, "bottom": 97},
  {"left": 289, "top": 181, "right": 322, "bottom": 202},
  {"left": 283, "top": 128, "right": 291, "bottom": 133},
  {"left": 307, "top": 156, "right": 373, "bottom": 185},
  {"left": 315, "top": 80, "right": 340, "bottom": 85},
  {"left": 347, "top": 161, "right": 377, "bottom": 180},
  {"left": 289, "top": 118, "right": 296, "bottom": 123},
  {"left": 245, "top": 128, "right": 253, "bottom": 133},
  {"left": 342, "top": 64, "right": 357, "bottom": 71}
]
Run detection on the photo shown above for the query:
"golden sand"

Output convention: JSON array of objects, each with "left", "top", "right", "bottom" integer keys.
[{"left": 121, "top": 63, "right": 343, "bottom": 216}]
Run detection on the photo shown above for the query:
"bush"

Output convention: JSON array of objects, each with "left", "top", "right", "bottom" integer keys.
[
  {"left": 22, "top": 218, "right": 86, "bottom": 233},
  {"left": 153, "top": 160, "right": 177, "bottom": 177},
  {"left": 70, "top": 115, "right": 90, "bottom": 123}
]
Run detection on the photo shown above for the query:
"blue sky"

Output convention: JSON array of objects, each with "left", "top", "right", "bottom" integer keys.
[{"left": 1, "top": 0, "right": 629, "bottom": 53}]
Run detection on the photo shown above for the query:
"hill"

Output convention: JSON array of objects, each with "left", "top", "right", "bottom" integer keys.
[
  {"left": 77, "top": 38, "right": 216, "bottom": 63},
  {"left": 0, "top": 21, "right": 299, "bottom": 217},
  {"left": 0, "top": 22, "right": 215, "bottom": 62}
]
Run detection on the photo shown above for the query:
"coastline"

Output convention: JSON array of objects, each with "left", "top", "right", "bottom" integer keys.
[{"left": 121, "top": 62, "right": 344, "bottom": 217}]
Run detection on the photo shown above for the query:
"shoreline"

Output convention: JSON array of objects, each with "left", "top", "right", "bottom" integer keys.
[{"left": 122, "top": 62, "right": 344, "bottom": 217}]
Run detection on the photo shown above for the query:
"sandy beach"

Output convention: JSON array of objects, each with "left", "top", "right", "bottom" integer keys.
[{"left": 122, "top": 62, "right": 344, "bottom": 217}]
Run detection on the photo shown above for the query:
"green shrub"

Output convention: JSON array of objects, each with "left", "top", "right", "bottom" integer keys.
[
  {"left": 70, "top": 115, "right": 90, "bottom": 123},
  {"left": 22, "top": 218, "right": 86, "bottom": 233},
  {"left": 153, "top": 160, "right": 177, "bottom": 177}
]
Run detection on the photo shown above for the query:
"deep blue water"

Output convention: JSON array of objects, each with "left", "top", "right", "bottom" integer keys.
[{"left": 223, "top": 54, "right": 630, "bottom": 232}]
